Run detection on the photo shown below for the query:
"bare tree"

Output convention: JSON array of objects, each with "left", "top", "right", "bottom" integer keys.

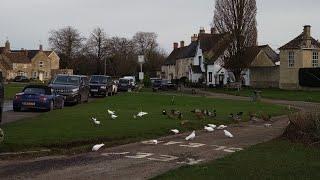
[
  {"left": 85, "top": 27, "right": 109, "bottom": 74},
  {"left": 48, "top": 26, "right": 85, "bottom": 69},
  {"left": 133, "top": 32, "right": 158, "bottom": 55},
  {"left": 213, "top": 0, "right": 257, "bottom": 81}
]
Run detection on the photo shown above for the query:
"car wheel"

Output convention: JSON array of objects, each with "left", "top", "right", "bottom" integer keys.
[{"left": 13, "top": 107, "right": 21, "bottom": 112}]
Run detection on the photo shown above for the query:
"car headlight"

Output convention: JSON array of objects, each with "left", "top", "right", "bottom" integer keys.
[
  {"left": 101, "top": 86, "right": 107, "bottom": 89},
  {"left": 72, "top": 88, "right": 79, "bottom": 93}
]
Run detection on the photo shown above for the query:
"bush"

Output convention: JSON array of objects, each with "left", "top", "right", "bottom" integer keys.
[
  {"left": 143, "top": 75, "right": 151, "bottom": 87},
  {"left": 284, "top": 112, "right": 320, "bottom": 144}
]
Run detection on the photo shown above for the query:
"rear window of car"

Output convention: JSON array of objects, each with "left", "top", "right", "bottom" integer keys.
[
  {"left": 24, "top": 88, "right": 47, "bottom": 95},
  {"left": 90, "top": 76, "right": 110, "bottom": 84},
  {"left": 53, "top": 76, "right": 80, "bottom": 85},
  {"left": 119, "top": 79, "right": 129, "bottom": 84}
]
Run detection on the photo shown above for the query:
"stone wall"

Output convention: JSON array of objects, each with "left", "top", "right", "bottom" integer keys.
[{"left": 250, "top": 66, "right": 280, "bottom": 88}]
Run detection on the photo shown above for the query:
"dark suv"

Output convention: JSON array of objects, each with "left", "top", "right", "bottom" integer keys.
[
  {"left": 89, "top": 75, "right": 113, "bottom": 97},
  {"left": 49, "top": 75, "right": 90, "bottom": 104}
]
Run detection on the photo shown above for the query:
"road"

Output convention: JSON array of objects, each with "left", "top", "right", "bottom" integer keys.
[{"left": 0, "top": 91, "right": 319, "bottom": 180}]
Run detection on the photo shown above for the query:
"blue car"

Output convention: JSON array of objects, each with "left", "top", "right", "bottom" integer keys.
[{"left": 13, "top": 85, "right": 65, "bottom": 112}]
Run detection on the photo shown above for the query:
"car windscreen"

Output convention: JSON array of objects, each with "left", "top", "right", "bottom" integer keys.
[
  {"left": 119, "top": 79, "right": 129, "bottom": 84},
  {"left": 90, "top": 76, "right": 109, "bottom": 84},
  {"left": 23, "top": 88, "right": 47, "bottom": 95},
  {"left": 53, "top": 76, "right": 80, "bottom": 85}
]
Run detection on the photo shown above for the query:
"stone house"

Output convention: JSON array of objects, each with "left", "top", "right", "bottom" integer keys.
[
  {"left": 161, "top": 28, "right": 231, "bottom": 85},
  {"left": 241, "top": 45, "right": 280, "bottom": 88},
  {"left": 279, "top": 25, "right": 320, "bottom": 90},
  {"left": 0, "top": 41, "right": 60, "bottom": 81}
]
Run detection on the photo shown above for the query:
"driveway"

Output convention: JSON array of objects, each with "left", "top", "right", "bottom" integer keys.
[{"left": 0, "top": 92, "right": 319, "bottom": 180}]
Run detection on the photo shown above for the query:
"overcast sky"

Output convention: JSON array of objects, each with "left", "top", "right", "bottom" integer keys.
[{"left": 0, "top": 0, "right": 319, "bottom": 53}]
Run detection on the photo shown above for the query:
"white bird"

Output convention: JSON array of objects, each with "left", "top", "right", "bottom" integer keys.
[
  {"left": 204, "top": 126, "right": 215, "bottom": 132},
  {"left": 107, "top": 109, "right": 115, "bottom": 115},
  {"left": 137, "top": 112, "right": 148, "bottom": 117},
  {"left": 264, "top": 123, "right": 272, "bottom": 128},
  {"left": 91, "top": 117, "right": 101, "bottom": 125},
  {"left": 92, "top": 144, "right": 105, "bottom": 151},
  {"left": 151, "top": 140, "right": 158, "bottom": 144},
  {"left": 111, "top": 114, "right": 118, "bottom": 119},
  {"left": 171, "top": 129, "right": 180, "bottom": 134},
  {"left": 217, "top": 125, "right": 228, "bottom": 130},
  {"left": 185, "top": 131, "right": 196, "bottom": 141},
  {"left": 208, "top": 124, "right": 217, "bottom": 129},
  {"left": 224, "top": 130, "right": 234, "bottom": 138}
]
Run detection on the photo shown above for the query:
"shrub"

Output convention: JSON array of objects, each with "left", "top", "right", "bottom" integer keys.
[{"left": 284, "top": 112, "right": 320, "bottom": 144}]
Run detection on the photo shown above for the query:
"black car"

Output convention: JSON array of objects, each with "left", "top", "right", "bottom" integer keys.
[
  {"left": 0, "top": 72, "right": 4, "bottom": 124},
  {"left": 152, "top": 80, "right": 177, "bottom": 91},
  {"left": 13, "top": 76, "right": 30, "bottom": 82},
  {"left": 49, "top": 75, "right": 90, "bottom": 104},
  {"left": 118, "top": 78, "right": 132, "bottom": 92},
  {"left": 89, "top": 75, "right": 113, "bottom": 97}
]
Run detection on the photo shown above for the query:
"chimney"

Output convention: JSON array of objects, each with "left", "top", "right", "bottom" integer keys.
[
  {"left": 39, "top": 44, "right": 43, "bottom": 51},
  {"left": 191, "top": 34, "right": 198, "bottom": 42},
  {"left": 173, "top": 42, "right": 179, "bottom": 49},
  {"left": 304, "top": 25, "right": 311, "bottom": 39},
  {"left": 180, "top": 41, "right": 185, "bottom": 48},
  {"left": 303, "top": 25, "right": 312, "bottom": 48},
  {"left": 211, "top": 27, "right": 217, "bottom": 34},
  {"left": 5, "top": 40, "right": 10, "bottom": 52},
  {"left": 199, "top": 27, "right": 205, "bottom": 34}
]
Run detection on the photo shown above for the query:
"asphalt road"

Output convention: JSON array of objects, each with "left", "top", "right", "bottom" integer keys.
[{"left": 0, "top": 91, "right": 319, "bottom": 180}]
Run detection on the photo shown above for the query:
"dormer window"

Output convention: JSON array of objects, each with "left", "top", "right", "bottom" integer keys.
[
  {"left": 312, "top": 51, "right": 318, "bottom": 67},
  {"left": 288, "top": 51, "right": 295, "bottom": 67}
]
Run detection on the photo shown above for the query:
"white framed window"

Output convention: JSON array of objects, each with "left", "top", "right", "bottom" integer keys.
[
  {"left": 288, "top": 51, "right": 295, "bottom": 68},
  {"left": 39, "top": 61, "right": 44, "bottom": 68},
  {"left": 312, "top": 51, "right": 319, "bottom": 67}
]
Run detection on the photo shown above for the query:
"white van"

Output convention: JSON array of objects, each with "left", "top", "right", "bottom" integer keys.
[{"left": 123, "top": 76, "right": 136, "bottom": 88}]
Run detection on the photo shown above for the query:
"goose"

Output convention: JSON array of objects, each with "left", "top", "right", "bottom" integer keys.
[
  {"left": 171, "top": 129, "right": 180, "bottom": 134},
  {"left": 224, "top": 130, "right": 234, "bottom": 138},
  {"left": 185, "top": 131, "right": 196, "bottom": 141},
  {"left": 92, "top": 144, "right": 105, "bottom": 151},
  {"left": 208, "top": 124, "right": 217, "bottom": 129},
  {"left": 111, "top": 114, "right": 118, "bottom": 119},
  {"left": 204, "top": 126, "right": 214, "bottom": 132},
  {"left": 137, "top": 112, "right": 148, "bottom": 117},
  {"left": 91, "top": 117, "right": 101, "bottom": 125},
  {"left": 217, "top": 125, "right": 228, "bottom": 130},
  {"left": 107, "top": 109, "right": 115, "bottom": 115}
]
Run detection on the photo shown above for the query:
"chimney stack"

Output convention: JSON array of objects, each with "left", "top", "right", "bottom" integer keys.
[
  {"left": 180, "top": 41, "right": 185, "bottom": 48},
  {"left": 191, "top": 34, "right": 198, "bottom": 42},
  {"left": 199, "top": 27, "right": 205, "bottom": 34},
  {"left": 304, "top": 25, "right": 311, "bottom": 39},
  {"left": 211, "top": 27, "right": 217, "bottom": 34},
  {"left": 39, "top": 44, "right": 43, "bottom": 51},
  {"left": 5, "top": 40, "right": 10, "bottom": 52},
  {"left": 173, "top": 42, "right": 179, "bottom": 49}
]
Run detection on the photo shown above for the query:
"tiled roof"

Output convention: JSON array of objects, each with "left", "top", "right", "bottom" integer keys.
[
  {"left": 241, "top": 45, "right": 279, "bottom": 66},
  {"left": 164, "top": 41, "right": 198, "bottom": 65},
  {"left": 279, "top": 33, "right": 320, "bottom": 50},
  {"left": 1, "top": 50, "right": 53, "bottom": 64}
]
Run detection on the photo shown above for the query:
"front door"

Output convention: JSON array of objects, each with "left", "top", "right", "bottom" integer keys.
[{"left": 39, "top": 72, "right": 44, "bottom": 81}]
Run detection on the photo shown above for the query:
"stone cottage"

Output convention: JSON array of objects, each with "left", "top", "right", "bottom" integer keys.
[{"left": 0, "top": 41, "right": 60, "bottom": 81}]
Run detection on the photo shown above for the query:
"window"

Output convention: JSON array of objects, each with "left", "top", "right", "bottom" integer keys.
[
  {"left": 198, "top": 56, "right": 202, "bottom": 66},
  {"left": 209, "top": 72, "right": 213, "bottom": 83},
  {"left": 33, "top": 72, "right": 37, "bottom": 78},
  {"left": 45, "top": 72, "right": 48, "bottom": 77},
  {"left": 39, "top": 61, "right": 44, "bottom": 68},
  {"left": 312, "top": 51, "right": 319, "bottom": 67},
  {"left": 288, "top": 52, "right": 295, "bottom": 67}
]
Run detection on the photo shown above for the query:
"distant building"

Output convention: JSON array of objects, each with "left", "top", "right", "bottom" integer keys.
[
  {"left": 279, "top": 25, "right": 320, "bottom": 89},
  {"left": 161, "top": 28, "right": 231, "bottom": 86},
  {"left": 0, "top": 41, "right": 60, "bottom": 81}
]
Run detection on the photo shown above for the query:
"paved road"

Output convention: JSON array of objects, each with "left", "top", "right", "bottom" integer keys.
[{"left": 0, "top": 91, "right": 319, "bottom": 180}]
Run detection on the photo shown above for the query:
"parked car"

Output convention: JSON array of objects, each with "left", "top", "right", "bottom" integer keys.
[
  {"left": 49, "top": 75, "right": 90, "bottom": 104},
  {"left": 13, "top": 85, "right": 64, "bottom": 112},
  {"left": 89, "top": 75, "right": 113, "bottom": 97},
  {"left": 118, "top": 78, "right": 132, "bottom": 92},
  {"left": 150, "top": 78, "right": 161, "bottom": 85},
  {"left": 0, "top": 72, "right": 4, "bottom": 123},
  {"left": 152, "top": 80, "right": 177, "bottom": 91},
  {"left": 123, "top": 76, "right": 136, "bottom": 89},
  {"left": 13, "top": 75, "right": 30, "bottom": 83}
]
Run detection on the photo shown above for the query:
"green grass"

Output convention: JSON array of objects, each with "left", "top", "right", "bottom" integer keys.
[
  {"left": 208, "top": 88, "right": 320, "bottom": 102},
  {"left": 0, "top": 92, "right": 290, "bottom": 152},
  {"left": 4, "top": 83, "right": 26, "bottom": 100},
  {"left": 153, "top": 140, "right": 320, "bottom": 180}
]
